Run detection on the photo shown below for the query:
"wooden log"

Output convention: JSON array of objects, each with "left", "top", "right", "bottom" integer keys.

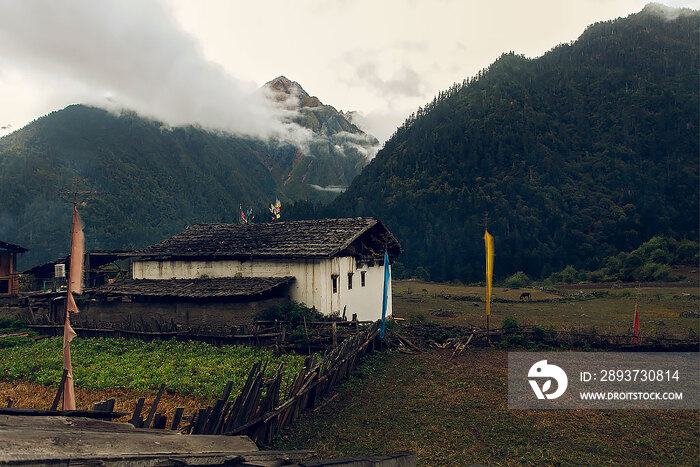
[
  {"left": 50, "top": 369, "right": 68, "bottom": 411},
  {"left": 389, "top": 329, "right": 420, "bottom": 351},
  {"left": 128, "top": 397, "right": 146, "bottom": 427},
  {"left": 144, "top": 383, "right": 165, "bottom": 429}
]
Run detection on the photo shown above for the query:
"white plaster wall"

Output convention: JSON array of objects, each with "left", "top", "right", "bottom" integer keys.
[{"left": 132, "top": 257, "right": 392, "bottom": 321}]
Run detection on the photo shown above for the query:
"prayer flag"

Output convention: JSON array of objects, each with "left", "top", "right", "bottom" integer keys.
[
  {"left": 484, "top": 230, "right": 494, "bottom": 316},
  {"left": 380, "top": 250, "right": 391, "bottom": 338}
]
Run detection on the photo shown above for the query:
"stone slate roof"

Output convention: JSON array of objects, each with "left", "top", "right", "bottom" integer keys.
[
  {"left": 90, "top": 277, "right": 293, "bottom": 299},
  {"left": 135, "top": 217, "right": 398, "bottom": 260}
]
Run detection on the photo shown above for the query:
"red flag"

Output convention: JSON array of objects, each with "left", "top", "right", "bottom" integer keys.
[
  {"left": 631, "top": 304, "right": 640, "bottom": 344},
  {"left": 69, "top": 206, "right": 84, "bottom": 295},
  {"left": 62, "top": 205, "right": 84, "bottom": 410},
  {"left": 62, "top": 312, "right": 77, "bottom": 410}
]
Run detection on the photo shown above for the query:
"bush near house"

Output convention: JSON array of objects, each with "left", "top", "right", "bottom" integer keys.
[{"left": 258, "top": 301, "right": 324, "bottom": 327}]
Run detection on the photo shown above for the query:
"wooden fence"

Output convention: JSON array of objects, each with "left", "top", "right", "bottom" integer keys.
[
  {"left": 26, "top": 319, "right": 373, "bottom": 349},
  {"left": 115, "top": 321, "right": 381, "bottom": 444}
]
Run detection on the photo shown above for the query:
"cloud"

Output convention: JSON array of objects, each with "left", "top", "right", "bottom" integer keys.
[
  {"left": 0, "top": 0, "right": 297, "bottom": 140},
  {"left": 354, "top": 62, "right": 426, "bottom": 99},
  {"left": 309, "top": 184, "right": 347, "bottom": 193},
  {"left": 343, "top": 108, "right": 415, "bottom": 144},
  {"left": 642, "top": 2, "right": 696, "bottom": 19}
]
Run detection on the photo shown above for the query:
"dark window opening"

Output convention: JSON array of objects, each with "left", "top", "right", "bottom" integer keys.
[
  {"left": 348, "top": 272, "right": 353, "bottom": 290},
  {"left": 332, "top": 275, "right": 338, "bottom": 293},
  {"left": 361, "top": 271, "right": 366, "bottom": 287}
]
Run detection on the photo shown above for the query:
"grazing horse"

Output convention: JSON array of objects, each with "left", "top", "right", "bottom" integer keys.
[{"left": 519, "top": 292, "right": 532, "bottom": 301}]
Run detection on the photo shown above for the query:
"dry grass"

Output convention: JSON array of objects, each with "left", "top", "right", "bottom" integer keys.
[
  {"left": 393, "top": 280, "right": 700, "bottom": 339},
  {"left": 0, "top": 379, "right": 205, "bottom": 423}
]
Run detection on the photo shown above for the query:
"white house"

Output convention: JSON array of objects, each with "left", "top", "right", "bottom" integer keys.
[{"left": 130, "top": 217, "right": 401, "bottom": 321}]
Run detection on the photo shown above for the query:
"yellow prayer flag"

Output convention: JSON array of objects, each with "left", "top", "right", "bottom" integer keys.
[{"left": 484, "top": 230, "right": 494, "bottom": 316}]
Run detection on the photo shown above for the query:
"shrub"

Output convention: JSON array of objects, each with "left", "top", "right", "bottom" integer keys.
[
  {"left": 413, "top": 266, "right": 430, "bottom": 282},
  {"left": 633, "top": 262, "right": 670, "bottom": 281},
  {"left": 503, "top": 271, "right": 532, "bottom": 288},
  {"left": 502, "top": 316, "right": 520, "bottom": 334},
  {"left": 0, "top": 319, "right": 29, "bottom": 333},
  {"left": 675, "top": 240, "right": 699, "bottom": 265},
  {"left": 409, "top": 313, "right": 426, "bottom": 325},
  {"left": 258, "top": 301, "right": 323, "bottom": 327},
  {"left": 652, "top": 264, "right": 672, "bottom": 281},
  {"left": 549, "top": 265, "right": 581, "bottom": 284},
  {"left": 649, "top": 248, "right": 671, "bottom": 264},
  {"left": 633, "top": 236, "right": 672, "bottom": 257}
]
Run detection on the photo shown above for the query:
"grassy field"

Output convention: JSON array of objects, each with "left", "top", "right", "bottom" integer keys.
[
  {"left": 393, "top": 278, "right": 699, "bottom": 339},
  {"left": 271, "top": 349, "right": 699, "bottom": 466}
]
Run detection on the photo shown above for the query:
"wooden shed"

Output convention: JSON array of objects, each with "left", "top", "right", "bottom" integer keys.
[{"left": 0, "top": 241, "right": 28, "bottom": 296}]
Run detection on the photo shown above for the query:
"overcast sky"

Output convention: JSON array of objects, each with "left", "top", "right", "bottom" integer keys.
[{"left": 0, "top": 0, "right": 697, "bottom": 143}]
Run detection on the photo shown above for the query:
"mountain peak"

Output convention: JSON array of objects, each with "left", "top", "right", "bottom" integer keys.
[
  {"left": 263, "top": 76, "right": 321, "bottom": 108},
  {"left": 641, "top": 2, "right": 695, "bottom": 20},
  {"left": 264, "top": 76, "right": 309, "bottom": 98}
]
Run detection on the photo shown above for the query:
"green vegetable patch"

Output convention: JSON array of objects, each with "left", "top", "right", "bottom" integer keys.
[{"left": 0, "top": 336, "right": 306, "bottom": 400}]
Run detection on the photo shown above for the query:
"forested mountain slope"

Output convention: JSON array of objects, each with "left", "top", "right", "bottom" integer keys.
[
  {"left": 327, "top": 6, "right": 699, "bottom": 282},
  {"left": 0, "top": 105, "right": 279, "bottom": 266},
  {"left": 0, "top": 77, "right": 377, "bottom": 268}
]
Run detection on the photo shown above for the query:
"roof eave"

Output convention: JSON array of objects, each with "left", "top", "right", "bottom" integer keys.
[{"left": 331, "top": 218, "right": 379, "bottom": 257}]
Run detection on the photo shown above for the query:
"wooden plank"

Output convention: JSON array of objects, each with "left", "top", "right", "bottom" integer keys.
[
  {"left": 93, "top": 398, "right": 116, "bottom": 413},
  {"left": 213, "top": 401, "right": 232, "bottom": 435},
  {"left": 128, "top": 397, "right": 146, "bottom": 427},
  {"left": 223, "top": 362, "right": 260, "bottom": 433},
  {"left": 193, "top": 408, "right": 208, "bottom": 434},
  {"left": 220, "top": 380, "right": 234, "bottom": 401},
  {"left": 203, "top": 399, "right": 225, "bottom": 435},
  {"left": 170, "top": 407, "right": 184, "bottom": 431},
  {"left": 152, "top": 413, "right": 167, "bottom": 429},
  {"left": 0, "top": 414, "right": 265, "bottom": 464},
  {"left": 143, "top": 383, "right": 165, "bottom": 428},
  {"left": 103, "top": 398, "right": 116, "bottom": 413},
  {"left": 49, "top": 369, "right": 68, "bottom": 411},
  {"left": 0, "top": 407, "right": 128, "bottom": 419}
]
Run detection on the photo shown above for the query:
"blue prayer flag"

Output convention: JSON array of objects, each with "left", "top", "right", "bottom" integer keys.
[{"left": 380, "top": 249, "right": 391, "bottom": 338}]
